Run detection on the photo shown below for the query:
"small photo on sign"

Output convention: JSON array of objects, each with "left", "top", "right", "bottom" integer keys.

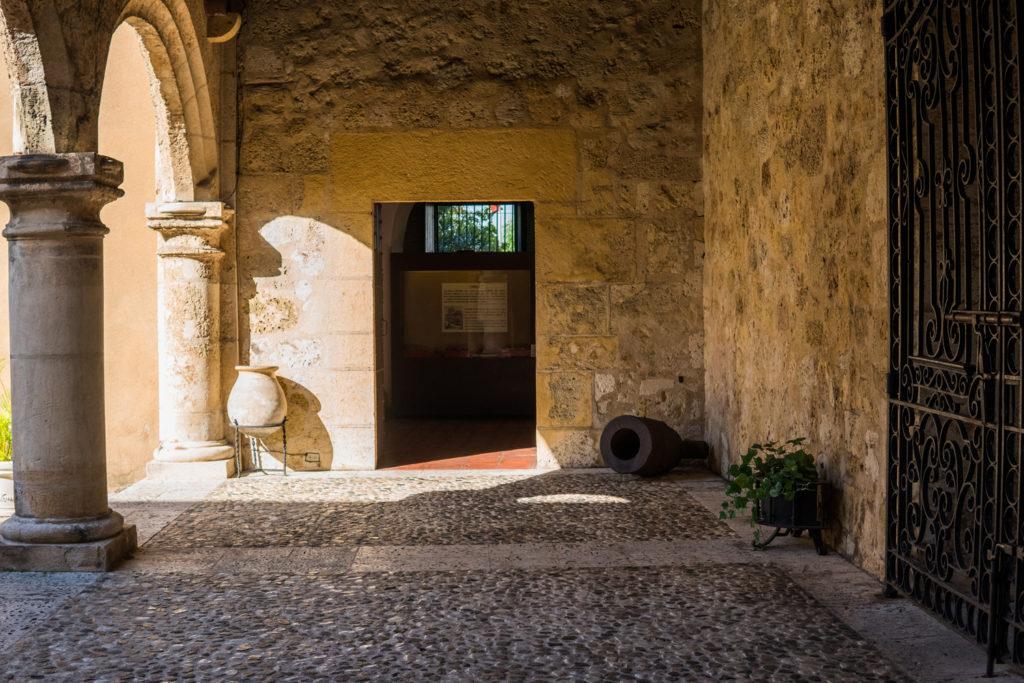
[{"left": 444, "top": 306, "right": 465, "bottom": 332}]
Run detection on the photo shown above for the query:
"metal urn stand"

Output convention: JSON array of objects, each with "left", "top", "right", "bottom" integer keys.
[{"left": 232, "top": 418, "right": 288, "bottom": 477}]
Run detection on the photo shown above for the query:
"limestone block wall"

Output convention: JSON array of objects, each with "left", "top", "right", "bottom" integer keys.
[
  {"left": 235, "top": 0, "right": 705, "bottom": 469},
  {"left": 702, "top": 0, "right": 888, "bottom": 575}
]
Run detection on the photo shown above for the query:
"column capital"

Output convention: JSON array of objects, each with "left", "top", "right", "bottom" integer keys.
[
  {"left": 0, "top": 153, "right": 124, "bottom": 240},
  {"left": 146, "top": 201, "right": 234, "bottom": 259}
]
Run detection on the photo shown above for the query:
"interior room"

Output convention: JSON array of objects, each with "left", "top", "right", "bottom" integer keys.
[{"left": 375, "top": 202, "right": 537, "bottom": 469}]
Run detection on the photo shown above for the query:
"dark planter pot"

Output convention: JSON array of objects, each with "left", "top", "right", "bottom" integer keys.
[{"left": 753, "top": 481, "right": 829, "bottom": 555}]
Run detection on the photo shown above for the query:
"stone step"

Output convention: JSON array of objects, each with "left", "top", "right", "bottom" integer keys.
[{"left": 145, "top": 459, "right": 236, "bottom": 481}]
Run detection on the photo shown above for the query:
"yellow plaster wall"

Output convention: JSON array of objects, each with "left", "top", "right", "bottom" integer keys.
[{"left": 0, "top": 25, "right": 160, "bottom": 490}]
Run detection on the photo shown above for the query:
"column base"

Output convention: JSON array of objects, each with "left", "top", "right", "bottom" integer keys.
[
  {"left": 0, "top": 510, "right": 125, "bottom": 544},
  {"left": 0, "top": 525, "right": 137, "bottom": 572},
  {"left": 154, "top": 441, "right": 234, "bottom": 463},
  {"left": 146, "top": 458, "right": 237, "bottom": 481}
]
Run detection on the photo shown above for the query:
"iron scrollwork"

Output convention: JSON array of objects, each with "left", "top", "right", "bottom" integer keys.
[{"left": 885, "top": 0, "right": 1023, "bottom": 668}]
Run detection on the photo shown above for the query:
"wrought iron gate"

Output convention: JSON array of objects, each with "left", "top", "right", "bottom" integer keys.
[{"left": 884, "top": 0, "right": 1024, "bottom": 668}]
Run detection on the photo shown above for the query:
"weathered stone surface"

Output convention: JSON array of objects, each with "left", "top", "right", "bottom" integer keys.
[
  {"left": 0, "top": 153, "right": 133, "bottom": 552},
  {"left": 145, "top": 459, "right": 236, "bottom": 482},
  {"left": 236, "top": 210, "right": 377, "bottom": 470},
  {"left": 0, "top": 526, "right": 137, "bottom": 572},
  {"left": 612, "top": 282, "right": 702, "bottom": 373},
  {"left": 327, "top": 129, "right": 578, "bottom": 213},
  {"left": 149, "top": 202, "right": 234, "bottom": 468},
  {"left": 537, "top": 284, "right": 609, "bottom": 337},
  {"left": 537, "top": 372, "right": 593, "bottom": 428},
  {"left": 236, "top": 0, "right": 705, "bottom": 467},
  {"left": 536, "top": 428, "right": 601, "bottom": 468},
  {"left": 537, "top": 336, "right": 619, "bottom": 372},
  {"left": 702, "top": 0, "right": 888, "bottom": 576},
  {"left": 535, "top": 215, "right": 636, "bottom": 283}
]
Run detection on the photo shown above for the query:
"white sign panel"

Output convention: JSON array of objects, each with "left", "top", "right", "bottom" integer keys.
[{"left": 442, "top": 282, "right": 508, "bottom": 333}]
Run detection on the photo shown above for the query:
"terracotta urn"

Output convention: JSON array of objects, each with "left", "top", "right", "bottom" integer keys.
[{"left": 227, "top": 366, "right": 288, "bottom": 437}]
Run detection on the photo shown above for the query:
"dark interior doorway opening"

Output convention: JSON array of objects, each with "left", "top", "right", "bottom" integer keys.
[{"left": 374, "top": 202, "right": 537, "bottom": 469}]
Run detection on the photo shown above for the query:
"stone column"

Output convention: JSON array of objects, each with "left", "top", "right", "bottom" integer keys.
[
  {"left": 0, "top": 153, "right": 136, "bottom": 571},
  {"left": 148, "top": 202, "right": 234, "bottom": 472}
]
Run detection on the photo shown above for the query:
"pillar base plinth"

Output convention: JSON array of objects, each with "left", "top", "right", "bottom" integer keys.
[
  {"left": 154, "top": 441, "right": 234, "bottom": 463},
  {"left": 0, "top": 525, "right": 136, "bottom": 572},
  {"left": 0, "top": 510, "right": 125, "bottom": 544},
  {"left": 146, "top": 458, "right": 236, "bottom": 481}
]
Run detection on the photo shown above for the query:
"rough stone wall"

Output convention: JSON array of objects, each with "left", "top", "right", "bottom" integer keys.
[
  {"left": 236, "top": 0, "right": 704, "bottom": 469},
  {"left": 702, "top": 0, "right": 888, "bottom": 576}
]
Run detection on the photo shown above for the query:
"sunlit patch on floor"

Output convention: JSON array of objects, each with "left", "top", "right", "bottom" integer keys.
[{"left": 515, "top": 493, "right": 630, "bottom": 504}]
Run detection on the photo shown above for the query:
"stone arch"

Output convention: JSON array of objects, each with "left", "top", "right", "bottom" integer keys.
[
  {"left": 0, "top": 0, "right": 89, "bottom": 153},
  {"left": 0, "top": 0, "right": 216, "bottom": 199},
  {"left": 119, "top": 0, "right": 217, "bottom": 201}
]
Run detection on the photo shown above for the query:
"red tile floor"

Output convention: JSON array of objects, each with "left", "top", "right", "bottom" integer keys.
[{"left": 381, "top": 418, "right": 537, "bottom": 469}]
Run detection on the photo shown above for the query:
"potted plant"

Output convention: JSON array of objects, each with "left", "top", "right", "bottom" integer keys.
[
  {"left": 0, "top": 374, "right": 12, "bottom": 514},
  {"left": 720, "top": 438, "right": 829, "bottom": 555}
]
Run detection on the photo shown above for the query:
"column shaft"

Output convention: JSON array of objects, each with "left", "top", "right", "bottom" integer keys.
[
  {"left": 149, "top": 202, "right": 233, "bottom": 463},
  {"left": 0, "top": 153, "right": 126, "bottom": 545}
]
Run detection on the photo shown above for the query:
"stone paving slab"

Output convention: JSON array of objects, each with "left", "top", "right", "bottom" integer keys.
[
  {"left": 349, "top": 538, "right": 747, "bottom": 573},
  {"left": 0, "top": 563, "right": 908, "bottom": 682},
  {"left": 122, "top": 547, "right": 360, "bottom": 574},
  {"left": 110, "top": 477, "right": 223, "bottom": 504},
  {"left": 146, "top": 473, "right": 733, "bottom": 548},
  {"left": 116, "top": 503, "right": 195, "bottom": 545},
  {"left": 124, "top": 540, "right": 741, "bottom": 575},
  {"left": 0, "top": 573, "right": 98, "bottom": 650},
  {"left": 0, "top": 600, "right": 61, "bottom": 650},
  {"left": 0, "top": 571, "right": 97, "bottom": 600}
]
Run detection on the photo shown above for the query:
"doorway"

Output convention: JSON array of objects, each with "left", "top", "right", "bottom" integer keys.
[{"left": 375, "top": 202, "right": 537, "bottom": 469}]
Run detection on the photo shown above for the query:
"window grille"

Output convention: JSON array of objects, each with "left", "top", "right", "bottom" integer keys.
[{"left": 430, "top": 203, "right": 519, "bottom": 253}]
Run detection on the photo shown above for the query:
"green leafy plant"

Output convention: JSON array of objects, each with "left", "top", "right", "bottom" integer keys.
[
  {"left": 0, "top": 369, "right": 10, "bottom": 463},
  {"left": 720, "top": 438, "right": 818, "bottom": 542},
  {"left": 435, "top": 204, "right": 517, "bottom": 253}
]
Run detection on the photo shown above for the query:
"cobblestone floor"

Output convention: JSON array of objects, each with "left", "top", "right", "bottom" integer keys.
[
  {"left": 2, "top": 564, "right": 905, "bottom": 682},
  {"left": 146, "top": 472, "right": 734, "bottom": 548},
  {"left": 0, "top": 469, "right": 1014, "bottom": 682}
]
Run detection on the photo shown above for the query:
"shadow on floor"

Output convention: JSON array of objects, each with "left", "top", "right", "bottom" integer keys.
[{"left": 136, "top": 468, "right": 727, "bottom": 549}]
